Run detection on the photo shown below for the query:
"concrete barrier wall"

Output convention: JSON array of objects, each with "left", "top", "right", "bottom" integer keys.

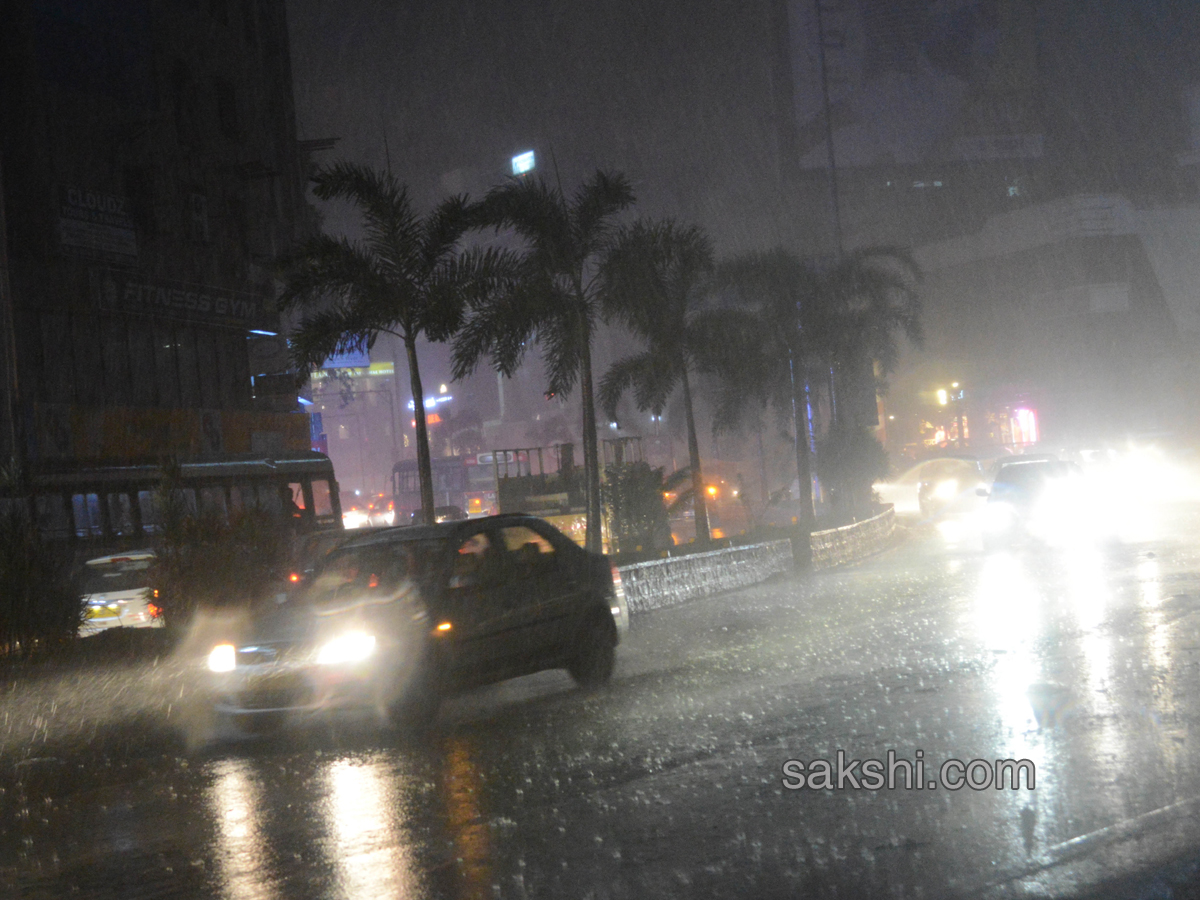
[
  {"left": 619, "top": 540, "right": 793, "bottom": 614},
  {"left": 618, "top": 506, "right": 897, "bottom": 614},
  {"left": 809, "top": 506, "right": 896, "bottom": 571}
]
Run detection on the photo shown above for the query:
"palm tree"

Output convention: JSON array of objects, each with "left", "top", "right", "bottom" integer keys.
[
  {"left": 819, "top": 248, "right": 923, "bottom": 430},
  {"left": 716, "top": 247, "right": 922, "bottom": 527},
  {"left": 597, "top": 218, "right": 732, "bottom": 544},
  {"left": 716, "top": 248, "right": 831, "bottom": 531},
  {"left": 278, "top": 161, "right": 513, "bottom": 525},
  {"left": 453, "top": 171, "right": 635, "bottom": 553}
]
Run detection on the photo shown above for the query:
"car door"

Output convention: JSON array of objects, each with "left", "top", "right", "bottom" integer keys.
[
  {"left": 496, "top": 523, "right": 581, "bottom": 662},
  {"left": 440, "top": 526, "right": 525, "bottom": 681}
]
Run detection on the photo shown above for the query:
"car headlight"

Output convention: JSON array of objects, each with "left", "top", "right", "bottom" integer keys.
[
  {"left": 933, "top": 479, "right": 958, "bottom": 501},
  {"left": 207, "top": 643, "right": 236, "bottom": 673},
  {"left": 316, "top": 631, "right": 376, "bottom": 666}
]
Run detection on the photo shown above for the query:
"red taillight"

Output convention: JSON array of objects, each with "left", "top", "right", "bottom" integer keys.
[{"left": 288, "top": 572, "right": 301, "bottom": 583}]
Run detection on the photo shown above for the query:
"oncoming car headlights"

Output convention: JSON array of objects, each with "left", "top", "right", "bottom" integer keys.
[
  {"left": 316, "top": 631, "right": 377, "bottom": 666},
  {"left": 207, "top": 643, "right": 236, "bottom": 673},
  {"left": 933, "top": 478, "right": 958, "bottom": 501}
]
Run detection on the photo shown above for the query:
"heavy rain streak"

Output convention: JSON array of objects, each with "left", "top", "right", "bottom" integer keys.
[{"left": 3, "top": 1, "right": 1200, "bottom": 898}]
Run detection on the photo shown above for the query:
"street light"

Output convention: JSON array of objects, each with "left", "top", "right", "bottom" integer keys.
[{"left": 936, "top": 383, "right": 966, "bottom": 448}]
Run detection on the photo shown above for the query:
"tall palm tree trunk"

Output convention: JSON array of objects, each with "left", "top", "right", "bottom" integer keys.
[
  {"left": 579, "top": 335, "right": 603, "bottom": 553},
  {"left": 680, "top": 367, "right": 710, "bottom": 544},
  {"left": 405, "top": 336, "right": 436, "bottom": 525}
]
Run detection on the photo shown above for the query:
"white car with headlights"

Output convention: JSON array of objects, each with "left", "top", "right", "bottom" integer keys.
[
  {"left": 875, "top": 457, "right": 985, "bottom": 517},
  {"left": 978, "top": 459, "right": 1096, "bottom": 547}
]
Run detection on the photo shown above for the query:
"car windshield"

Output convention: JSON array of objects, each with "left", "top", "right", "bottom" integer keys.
[
  {"left": 303, "top": 540, "right": 443, "bottom": 607},
  {"left": 79, "top": 557, "right": 153, "bottom": 596},
  {"left": 993, "top": 460, "right": 1072, "bottom": 490}
]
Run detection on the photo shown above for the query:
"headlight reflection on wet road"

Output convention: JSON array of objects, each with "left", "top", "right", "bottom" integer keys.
[
  {"left": 321, "top": 755, "right": 422, "bottom": 900},
  {"left": 207, "top": 759, "right": 277, "bottom": 900}
]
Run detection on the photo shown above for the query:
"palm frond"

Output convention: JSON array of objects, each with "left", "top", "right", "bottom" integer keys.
[
  {"left": 288, "top": 306, "right": 375, "bottom": 372},
  {"left": 474, "top": 176, "right": 574, "bottom": 268},
  {"left": 598, "top": 352, "right": 677, "bottom": 420},
  {"left": 421, "top": 246, "right": 521, "bottom": 342},
  {"left": 572, "top": 170, "right": 635, "bottom": 253},
  {"left": 450, "top": 272, "right": 559, "bottom": 380},
  {"left": 539, "top": 311, "right": 584, "bottom": 397},
  {"left": 278, "top": 235, "right": 377, "bottom": 307},
  {"left": 420, "top": 194, "right": 473, "bottom": 269}
]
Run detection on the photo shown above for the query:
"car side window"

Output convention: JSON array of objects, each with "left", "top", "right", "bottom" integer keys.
[
  {"left": 449, "top": 531, "right": 502, "bottom": 588},
  {"left": 499, "top": 525, "right": 556, "bottom": 575}
]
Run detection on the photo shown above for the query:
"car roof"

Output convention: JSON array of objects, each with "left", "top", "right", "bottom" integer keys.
[{"left": 334, "top": 513, "right": 558, "bottom": 552}]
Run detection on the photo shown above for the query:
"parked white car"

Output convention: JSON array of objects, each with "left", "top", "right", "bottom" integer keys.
[{"left": 79, "top": 550, "right": 163, "bottom": 636}]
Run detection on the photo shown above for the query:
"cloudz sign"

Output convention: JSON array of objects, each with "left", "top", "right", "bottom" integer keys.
[
  {"left": 57, "top": 185, "right": 138, "bottom": 262},
  {"left": 89, "top": 269, "right": 271, "bottom": 330}
]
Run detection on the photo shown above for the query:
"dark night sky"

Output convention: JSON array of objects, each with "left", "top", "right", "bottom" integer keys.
[{"left": 283, "top": 0, "right": 1200, "bottom": 431}]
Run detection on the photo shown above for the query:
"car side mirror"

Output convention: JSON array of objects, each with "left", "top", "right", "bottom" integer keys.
[{"left": 975, "top": 487, "right": 989, "bottom": 497}]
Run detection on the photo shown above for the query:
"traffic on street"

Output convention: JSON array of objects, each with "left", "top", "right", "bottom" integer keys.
[{"left": 6, "top": 447, "right": 1200, "bottom": 898}]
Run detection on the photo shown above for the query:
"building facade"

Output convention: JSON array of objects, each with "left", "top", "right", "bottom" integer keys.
[{"left": 0, "top": 0, "right": 313, "bottom": 478}]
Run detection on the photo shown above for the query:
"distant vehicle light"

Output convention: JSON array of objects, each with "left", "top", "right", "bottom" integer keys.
[
  {"left": 316, "top": 631, "right": 376, "bottom": 665},
  {"left": 289, "top": 572, "right": 301, "bottom": 583},
  {"left": 435, "top": 621, "right": 453, "bottom": 633},
  {"left": 343, "top": 509, "right": 369, "bottom": 529},
  {"left": 207, "top": 643, "right": 236, "bottom": 673}
]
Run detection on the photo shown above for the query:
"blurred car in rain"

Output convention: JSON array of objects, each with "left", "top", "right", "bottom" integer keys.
[
  {"left": 341, "top": 491, "right": 395, "bottom": 529},
  {"left": 78, "top": 550, "right": 163, "bottom": 636},
  {"left": 875, "top": 456, "right": 986, "bottom": 517},
  {"left": 915, "top": 458, "right": 986, "bottom": 516},
  {"left": 978, "top": 458, "right": 1090, "bottom": 547},
  {"left": 206, "top": 514, "right": 627, "bottom": 734}
]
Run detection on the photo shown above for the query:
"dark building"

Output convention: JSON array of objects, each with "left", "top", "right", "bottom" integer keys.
[
  {"left": 0, "top": 0, "right": 315, "bottom": 480},
  {"left": 771, "top": 0, "right": 1200, "bottom": 449}
]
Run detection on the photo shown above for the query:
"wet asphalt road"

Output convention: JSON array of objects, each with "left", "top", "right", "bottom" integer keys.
[{"left": 8, "top": 501, "right": 1200, "bottom": 898}]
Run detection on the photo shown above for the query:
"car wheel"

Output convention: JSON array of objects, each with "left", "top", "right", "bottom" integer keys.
[{"left": 567, "top": 611, "right": 616, "bottom": 689}]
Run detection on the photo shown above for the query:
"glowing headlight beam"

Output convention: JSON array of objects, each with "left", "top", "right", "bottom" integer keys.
[
  {"left": 933, "top": 479, "right": 958, "bottom": 501},
  {"left": 316, "top": 632, "right": 377, "bottom": 666},
  {"left": 207, "top": 643, "right": 236, "bottom": 673}
]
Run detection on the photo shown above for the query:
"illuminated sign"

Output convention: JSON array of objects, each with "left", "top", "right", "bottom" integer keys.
[
  {"left": 511, "top": 151, "right": 535, "bottom": 175},
  {"left": 406, "top": 395, "right": 453, "bottom": 410}
]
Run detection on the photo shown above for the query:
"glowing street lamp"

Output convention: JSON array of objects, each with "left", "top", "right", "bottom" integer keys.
[{"left": 511, "top": 150, "right": 535, "bottom": 175}]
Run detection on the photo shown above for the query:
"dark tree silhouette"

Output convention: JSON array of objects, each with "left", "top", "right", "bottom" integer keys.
[
  {"left": 453, "top": 171, "right": 634, "bottom": 552},
  {"left": 278, "top": 162, "right": 513, "bottom": 524}
]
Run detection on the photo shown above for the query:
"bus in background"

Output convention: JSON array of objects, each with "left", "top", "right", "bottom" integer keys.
[
  {"left": 391, "top": 452, "right": 512, "bottom": 522},
  {"left": 27, "top": 451, "right": 343, "bottom": 558}
]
